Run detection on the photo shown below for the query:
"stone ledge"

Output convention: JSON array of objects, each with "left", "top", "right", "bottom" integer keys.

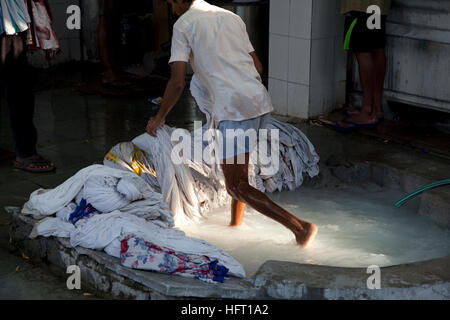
[
  {"left": 6, "top": 207, "right": 450, "bottom": 300},
  {"left": 254, "top": 259, "right": 450, "bottom": 300}
]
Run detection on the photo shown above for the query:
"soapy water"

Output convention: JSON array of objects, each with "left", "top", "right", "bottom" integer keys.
[{"left": 179, "top": 187, "right": 450, "bottom": 276}]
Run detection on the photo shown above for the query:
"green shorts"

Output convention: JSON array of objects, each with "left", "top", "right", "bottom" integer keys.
[{"left": 344, "top": 11, "right": 387, "bottom": 52}]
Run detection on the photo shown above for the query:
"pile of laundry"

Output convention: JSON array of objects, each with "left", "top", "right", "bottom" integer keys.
[
  {"left": 21, "top": 76, "right": 320, "bottom": 283},
  {"left": 24, "top": 165, "right": 244, "bottom": 283}
]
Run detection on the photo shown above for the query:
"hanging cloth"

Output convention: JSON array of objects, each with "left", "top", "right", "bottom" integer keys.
[
  {"left": 25, "top": 0, "right": 59, "bottom": 50},
  {"left": 0, "top": 0, "right": 31, "bottom": 35}
]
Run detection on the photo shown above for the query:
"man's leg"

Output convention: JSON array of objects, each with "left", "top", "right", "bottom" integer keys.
[
  {"left": 230, "top": 198, "right": 246, "bottom": 227},
  {"left": 221, "top": 153, "right": 318, "bottom": 248},
  {"left": 345, "top": 52, "right": 377, "bottom": 124},
  {"left": 372, "top": 48, "right": 386, "bottom": 119}
]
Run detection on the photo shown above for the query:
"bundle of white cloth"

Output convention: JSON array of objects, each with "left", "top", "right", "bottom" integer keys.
[{"left": 24, "top": 164, "right": 246, "bottom": 279}]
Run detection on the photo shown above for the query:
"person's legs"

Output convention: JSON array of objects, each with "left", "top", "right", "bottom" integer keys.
[
  {"left": 336, "top": 12, "right": 385, "bottom": 130},
  {"left": 2, "top": 34, "right": 54, "bottom": 171},
  {"left": 98, "top": 15, "right": 130, "bottom": 85},
  {"left": 98, "top": 0, "right": 131, "bottom": 86},
  {"left": 3, "top": 40, "right": 37, "bottom": 159},
  {"left": 221, "top": 153, "right": 318, "bottom": 248}
]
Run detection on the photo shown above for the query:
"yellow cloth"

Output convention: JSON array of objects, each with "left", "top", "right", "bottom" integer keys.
[{"left": 341, "top": 0, "right": 391, "bottom": 15}]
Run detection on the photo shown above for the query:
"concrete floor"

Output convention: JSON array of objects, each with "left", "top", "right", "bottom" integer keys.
[{"left": 1, "top": 64, "right": 449, "bottom": 299}]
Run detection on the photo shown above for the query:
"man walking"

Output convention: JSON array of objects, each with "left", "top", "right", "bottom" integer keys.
[{"left": 146, "top": 0, "right": 317, "bottom": 247}]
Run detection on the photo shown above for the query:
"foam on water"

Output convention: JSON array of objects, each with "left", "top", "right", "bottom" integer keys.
[{"left": 179, "top": 187, "right": 450, "bottom": 276}]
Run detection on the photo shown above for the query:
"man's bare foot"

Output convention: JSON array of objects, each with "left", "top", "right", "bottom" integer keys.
[
  {"left": 229, "top": 222, "right": 242, "bottom": 227},
  {"left": 295, "top": 223, "right": 318, "bottom": 248},
  {"left": 102, "top": 71, "right": 131, "bottom": 87},
  {"left": 345, "top": 111, "right": 378, "bottom": 125}
]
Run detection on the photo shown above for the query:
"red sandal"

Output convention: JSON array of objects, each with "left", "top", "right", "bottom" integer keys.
[{"left": 14, "top": 156, "right": 56, "bottom": 173}]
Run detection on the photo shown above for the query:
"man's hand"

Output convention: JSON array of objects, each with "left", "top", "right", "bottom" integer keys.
[
  {"left": 145, "top": 61, "right": 187, "bottom": 137},
  {"left": 146, "top": 116, "right": 165, "bottom": 137}
]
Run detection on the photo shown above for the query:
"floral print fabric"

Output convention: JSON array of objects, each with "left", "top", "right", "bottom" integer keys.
[{"left": 120, "top": 235, "right": 230, "bottom": 283}]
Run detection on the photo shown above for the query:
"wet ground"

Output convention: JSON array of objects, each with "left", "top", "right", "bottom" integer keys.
[
  {"left": 1, "top": 63, "right": 449, "bottom": 299},
  {"left": 0, "top": 64, "right": 204, "bottom": 299}
]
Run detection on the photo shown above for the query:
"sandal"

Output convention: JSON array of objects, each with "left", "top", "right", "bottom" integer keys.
[
  {"left": 343, "top": 118, "right": 379, "bottom": 128},
  {"left": 334, "top": 118, "right": 379, "bottom": 132},
  {"left": 14, "top": 156, "right": 56, "bottom": 173},
  {"left": 101, "top": 79, "right": 131, "bottom": 88},
  {"left": 121, "top": 72, "right": 144, "bottom": 81},
  {"left": 334, "top": 121, "right": 358, "bottom": 132}
]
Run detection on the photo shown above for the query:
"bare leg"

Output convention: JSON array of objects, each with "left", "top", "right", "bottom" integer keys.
[
  {"left": 230, "top": 198, "right": 246, "bottom": 227},
  {"left": 337, "top": 52, "right": 377, "bottom": 128},
  {"left": 372, "top": 48, "right": 386, "bottom": 119},
  {"left": 221, "top": 153, "right": 318, "bottom": 248},
  {"left": 98, "top": 16, "right": 114, "bottom": 81},
  {"left": 355, "top": 52, "right": 375, "bottom": 115},
  {"left": 98, "top": 16, "right": 128, "bottom": 85}
]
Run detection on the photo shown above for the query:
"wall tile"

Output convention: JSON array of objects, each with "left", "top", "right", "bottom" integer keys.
[
  {"left": 310, "top": 37, "right": 335, "bottom": 87},
  {"left": 269, "top": 34, "right": 289, "bottom": 80},
  {"left": 289, "top": 0, "right": 312, "bottom": 39},
  {"left": 334, "top": 36, "right": 347, "bottom": 82},
  {"left": 309, "top": 83, "right": 335, "bottom": 116},
  {"left": 311, "top": 0, "right": 340, "bottom": 39},
  {"left": 288, "top": 82, "right": 309, "bottom": 119},
  {"left": 269, "top": 0, "right": 290, "bottom": 36},
  {"left": 288, "top": 37, "right": 311, "bottom": 85},
  {"left": 269, "top": 78, "right": 288, "bottom": 115}
]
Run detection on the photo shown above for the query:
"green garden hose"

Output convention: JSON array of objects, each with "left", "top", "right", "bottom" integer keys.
[{"left": 394, "top": 179, "right": 450, "bottom": 207}]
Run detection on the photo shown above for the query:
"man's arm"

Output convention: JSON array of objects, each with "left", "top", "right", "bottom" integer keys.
[
  {"left": 250, "top": 51, "right": 263, "bottom": 76},
  {"left": 146, "top": 61, "right": 187, "bottom": 136}
]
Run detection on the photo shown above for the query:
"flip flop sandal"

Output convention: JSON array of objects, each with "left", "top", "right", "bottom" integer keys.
[
  {"left": 14, "top": 156, "right": 56, "bottom": 173},
  {"left": 334, "top": 121, "right": 358, "bottom": 132},
  {"left": 101, "top": 79, "right": 131, "bottom": 88},
  {"left": 343, "top": 119, "right": 379, "bottom": 128},
  {"left": 122, "top": 72, "right": 144, "bottom": 81}
]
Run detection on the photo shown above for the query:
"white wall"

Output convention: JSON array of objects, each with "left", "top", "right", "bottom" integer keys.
[{"left": 268, "top": 0, "right": 346, "bottom": 119}]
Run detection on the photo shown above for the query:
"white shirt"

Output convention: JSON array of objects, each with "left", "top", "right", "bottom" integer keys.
[{"left": 169, "top": 0, "right": 273, "bottom": 122}]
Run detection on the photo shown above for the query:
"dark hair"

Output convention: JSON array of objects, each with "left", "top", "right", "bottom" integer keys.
[{"left": 161, "top": 0, "right": 193, "bottom": 2}]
